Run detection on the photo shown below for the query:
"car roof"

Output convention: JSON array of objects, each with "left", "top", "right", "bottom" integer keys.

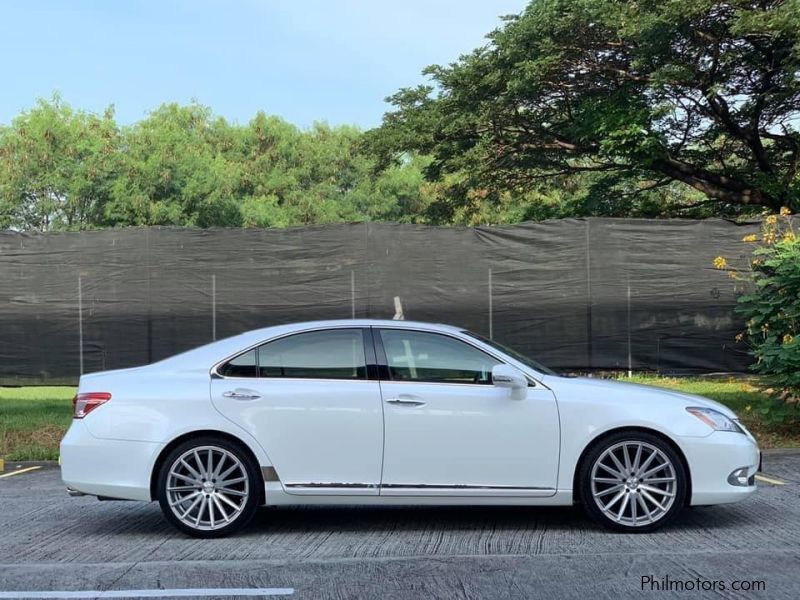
[{"left": 157, "top": 319, "right": 466, "bottom": 370}]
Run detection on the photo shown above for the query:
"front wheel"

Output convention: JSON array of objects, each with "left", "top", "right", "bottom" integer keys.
[
  {"left": 157, "top": 436, "right": 260, "bottom": 538},
  {"left": 578, "top": 432, "right": 687, "bottom": 532}
]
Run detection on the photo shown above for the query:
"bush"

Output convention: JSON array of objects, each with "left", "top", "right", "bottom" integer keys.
[{"left": 715, "top": 210, "right": 800, "bottom": 419}]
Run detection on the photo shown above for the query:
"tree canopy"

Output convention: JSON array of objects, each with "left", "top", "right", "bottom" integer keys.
[
  {"left": 0, "top": 97, "right": 434, "bottom": 231},
  {"left": 2, "top": 1, "right": 799, "bottom": 231},
  {"left": 368, "top": 0, "right": 800, "bottom": 216}
]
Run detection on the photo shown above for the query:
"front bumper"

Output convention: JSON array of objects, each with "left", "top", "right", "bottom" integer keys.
[{"left": 679, "top": 430, "right": 760, "bottom": 506}]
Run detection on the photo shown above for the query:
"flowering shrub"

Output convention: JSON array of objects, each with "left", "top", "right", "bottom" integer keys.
[{"left": 714, "top": 209, "right": 800, "bottom": 423}]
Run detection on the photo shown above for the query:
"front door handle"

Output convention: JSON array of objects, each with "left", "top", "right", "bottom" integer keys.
[
  {"left": 222, "top": 389, "right": 261, "bottom": 400},
  {"left": 385, "top": 395, "right": 426, "bottom": 407}
]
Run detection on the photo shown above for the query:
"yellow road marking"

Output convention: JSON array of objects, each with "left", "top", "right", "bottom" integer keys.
[
  {"left": 755, "top": 473, "right": 786, "bottom": 485},
  {"left": 0, "top": 466, "right": 41, "bottom": 479}
]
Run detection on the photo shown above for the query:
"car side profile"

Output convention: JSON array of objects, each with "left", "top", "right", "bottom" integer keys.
[{"left": 61, "top": 320, "right": 760, "bottom": 537}]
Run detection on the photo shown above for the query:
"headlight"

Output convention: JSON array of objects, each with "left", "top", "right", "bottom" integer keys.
[{"left": 686, "top": 407, "right": 743, "bottom": 433}]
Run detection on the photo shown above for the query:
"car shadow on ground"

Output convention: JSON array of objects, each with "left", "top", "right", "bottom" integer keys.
[{"left": 75, "top": 500, "right": 757, "bottom": 539}]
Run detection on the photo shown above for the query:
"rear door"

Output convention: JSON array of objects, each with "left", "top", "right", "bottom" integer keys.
[{"left": 210, "top": 327, "right": 383, "bottom": 495}]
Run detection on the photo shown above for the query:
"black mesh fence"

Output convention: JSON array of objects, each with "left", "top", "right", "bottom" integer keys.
[{"left": 0, "top": 219, "right": 760, "bottom": 384}]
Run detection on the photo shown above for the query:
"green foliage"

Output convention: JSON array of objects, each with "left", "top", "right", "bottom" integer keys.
[
  {"left": 721, "top": 213, "right": 800, "bottom": 422},
  {"left": 0, "top": 98, "right": 435, "bottom": 231},
  {"left": 367, "top": 0, "right": 800, "bottom": 216},
  {"left": 0, "top": 95, "right": 120, "bottom": 230},
  {"left": 623, "top": 375, "right": 800, "bottom": 440},
  {"left": 0, "top": 386, "right": 74, "bottom": 461},
  {"left": 737, "top": 217, "right": 800, "bottom": 391}
]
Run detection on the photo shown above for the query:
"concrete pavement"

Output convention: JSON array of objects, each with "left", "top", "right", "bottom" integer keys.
[{"left": 1, "top": 452, "right": 799, "bottom": 599}]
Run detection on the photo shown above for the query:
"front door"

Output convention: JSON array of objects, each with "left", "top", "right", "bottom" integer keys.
[
  {"left": 210, "top": 327, "right": 383, "bottom": 495},
  {"left": 375, "top": 328, "right": 560, "bottom": 496}
]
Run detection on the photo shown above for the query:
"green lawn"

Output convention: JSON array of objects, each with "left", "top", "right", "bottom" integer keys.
[
  {"left": 0, "top": 387, "right": 74, "bottom": 461},
  {"left": 1, "top": 378, "right": 797, "bottom": 461},
  {"left": 619, "top": 375, "right": 800, "bottom": 448}
]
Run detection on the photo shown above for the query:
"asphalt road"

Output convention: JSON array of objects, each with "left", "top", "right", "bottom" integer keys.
[{"left": 1, "top": 451, "right": 799, "bottom": 600}]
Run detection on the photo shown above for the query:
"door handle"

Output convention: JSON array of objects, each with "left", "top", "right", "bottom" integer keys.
[
  {"left": 385, "top": 396, "right": 426, "bottom": 406},
  {"left": 222, "top": 389, "right": 261, "bottom": 400}
]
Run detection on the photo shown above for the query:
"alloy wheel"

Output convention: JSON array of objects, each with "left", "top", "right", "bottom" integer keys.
[
  {"left": 165, "top": 445, "right": 250, "bottom": 531},
  {"left": 589, "top": 441, "right": 677, "bottom": 528}
]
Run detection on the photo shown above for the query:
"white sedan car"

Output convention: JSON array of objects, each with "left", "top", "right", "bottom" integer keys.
[{"left": 61, "top": 320, "right": 759, "bottom": 537}]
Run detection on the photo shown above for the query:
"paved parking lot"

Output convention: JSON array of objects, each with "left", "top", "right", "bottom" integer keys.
[{"left": 1, "top": 451, "right": 799, "bottom": 599}]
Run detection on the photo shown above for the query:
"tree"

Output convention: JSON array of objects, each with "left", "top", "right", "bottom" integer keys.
[
  {"left": 368, "top": 0, "right": 800, "bottom": 214},
  {"left": 107, "top": 103, "right": 244, "bottom": 227},
  {"left": 0, "top": 95, "right": 120, "bottom": 230},
  {"left": 0, "top": 98, "right": 435, "bottom": 230}
]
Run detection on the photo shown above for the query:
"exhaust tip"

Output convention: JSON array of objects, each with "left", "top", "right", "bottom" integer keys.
[{"left": 66, "top": 487, "right": 86, "bottom": 497}]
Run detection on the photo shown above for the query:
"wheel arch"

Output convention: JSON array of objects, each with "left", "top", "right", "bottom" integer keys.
[
  {"left": 149, "top": 430, "right": 266, "bottom": 504},
  {"left": 571, "top": 426, "right": 692, "bottom": 505}
]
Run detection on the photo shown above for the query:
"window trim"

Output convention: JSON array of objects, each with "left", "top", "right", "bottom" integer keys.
[
  {"left": 373, "top": 327, "right": 516, "bottom": 387},
  {"left": 211, "top": 326, "right": 372, "bottom": 382}
]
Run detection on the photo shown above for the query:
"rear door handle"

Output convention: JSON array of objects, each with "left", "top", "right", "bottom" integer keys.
[
  {"left": 385, "top": 395, "right": 426, "bottom": 407},
  {"left": 222, "top": 389, "right": 261, "bottom": 400}
]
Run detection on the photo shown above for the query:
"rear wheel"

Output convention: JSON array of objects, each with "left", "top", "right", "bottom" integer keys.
[
  {"left": 578, "top": 431, "right": 687, "bottom": 532},
  {"left": 157, "top": 436, "right": 260, "bottom": 538}
]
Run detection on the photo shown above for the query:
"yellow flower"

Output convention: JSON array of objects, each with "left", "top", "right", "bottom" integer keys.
[
  {"left": 763, "top": 232, "right": 777, "bottom": 244},
  {"left": 735, "top": 332, "right": 744, "bottom": 343},
  {"left": 783, "top": 231, "right": 796, "bottom": 242},
  {"left": 742, "top": 234, "right": 758, "bottom": 243},
  {"left": 766, "top": 214, "right": 778, "bottom": 226},
  {"left": 745, "top": 405, "right": 752, "bottom": 412},
  {"left": 713, "top": 256, "right": 728, "bottom": 269},
  {"left": 727, "top": 271, "right": 737, "bottom": 279},
  {"left": 761, "top": 324, "right": 770, "bottom": 334},
  {"left": 784, "top": 334, "right": 794, "bottom": 345},
  {"left": 780, "top": 207, "right": 792, "bottom": 216}
]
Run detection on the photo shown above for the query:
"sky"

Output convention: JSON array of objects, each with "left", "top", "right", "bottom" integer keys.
[{"left": 0, "top": 0, "right": 528, "bottom": 129}]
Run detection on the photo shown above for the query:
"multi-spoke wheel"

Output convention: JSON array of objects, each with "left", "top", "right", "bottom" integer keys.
[
  {"left": 157, "top": 437, "right": 260, "bottom": 538},
  {"left": 579, "top": 432, "right": 687, "bottom": 532}
]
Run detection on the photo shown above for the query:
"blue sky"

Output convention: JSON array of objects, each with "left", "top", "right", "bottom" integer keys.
[{"left": 0, "top": 0, "right": 528, "bottom": 128}]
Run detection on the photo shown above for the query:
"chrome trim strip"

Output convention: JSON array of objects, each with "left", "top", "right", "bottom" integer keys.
[
  {"left": 210, "top": 325, "right": 370, "bottom": 381},
  {"left": 284, "top": 482, "right": 377, "bottom": 489},
  {"left": 374, "top": 325, "right": 546, "bottom": 387},
  {"left": 208, "top": 323, "right": 546, "bottom": 388},
  {"left": 380, "top": 484, "right": 552, "bottom": 490}
]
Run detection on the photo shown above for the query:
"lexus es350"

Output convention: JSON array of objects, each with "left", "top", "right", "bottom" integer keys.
[{"left": 61, "top": 320, "right": 760, "bottom": 537}]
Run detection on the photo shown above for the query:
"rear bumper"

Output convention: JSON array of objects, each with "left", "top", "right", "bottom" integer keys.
[
  {"left": 679, "top": 430, "right": 760, "bottom": 506},
  {"left": 60, "top": 419, "right": 161, "bottom": 501}
]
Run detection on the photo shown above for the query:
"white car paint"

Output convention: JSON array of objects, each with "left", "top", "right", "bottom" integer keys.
[{"left": 61, "top": 319, "right": 759, "bottom": 514}]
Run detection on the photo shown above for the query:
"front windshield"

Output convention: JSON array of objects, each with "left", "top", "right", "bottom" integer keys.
[{"left": 462, "top": 331, "right": 558, "bottom": 376}]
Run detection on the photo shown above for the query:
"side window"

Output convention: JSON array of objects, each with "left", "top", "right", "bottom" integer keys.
[
  {"left": 378, "top": 329, "right": 502, "bottom": 384},
  {"left": 257, "top": 328, "right": 367, "bottom": 380},
  {"left": 217, "top": 349, "right": 257, "bottom": 378}
]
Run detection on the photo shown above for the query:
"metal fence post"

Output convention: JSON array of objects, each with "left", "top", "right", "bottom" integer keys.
[
  {"left": 351, "top": 270, "right": 356, "bottom": 319},
  {"left": 212, "top": 273, "right": 217, "bottom": 341},
  {"left": 78, "top": 273, "right": 84, "bottom": 376},
  {"left": 627, "top": 279, "right": 632, "bottom": 378},
  {"left": 488, "top": 267, "right": 493, "bottom": 340}
]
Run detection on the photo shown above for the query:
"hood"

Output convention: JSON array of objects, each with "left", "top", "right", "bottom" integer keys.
[{"left": 541, "top": 376, "right": 738, "bottom": 419}]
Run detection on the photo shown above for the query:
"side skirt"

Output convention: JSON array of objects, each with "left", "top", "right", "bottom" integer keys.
[{"left": 264, "top": 482, "right": 573, "bottom": 506}]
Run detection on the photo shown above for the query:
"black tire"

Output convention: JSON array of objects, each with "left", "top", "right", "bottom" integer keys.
[
  {"left": 578, "top": 431, "right": 687, "bottom": 533},
  {"left": 156, "top": 435, "right": 261, "bottom": 538}
]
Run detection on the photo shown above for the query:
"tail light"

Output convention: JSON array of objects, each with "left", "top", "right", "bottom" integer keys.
[{"left": 73, "top": 392, "right": 111, "bottom": 418}]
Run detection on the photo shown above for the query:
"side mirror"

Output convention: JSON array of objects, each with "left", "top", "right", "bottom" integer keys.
[{"left": 491, "top": 364, "right": 528, "bottom": 393}]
